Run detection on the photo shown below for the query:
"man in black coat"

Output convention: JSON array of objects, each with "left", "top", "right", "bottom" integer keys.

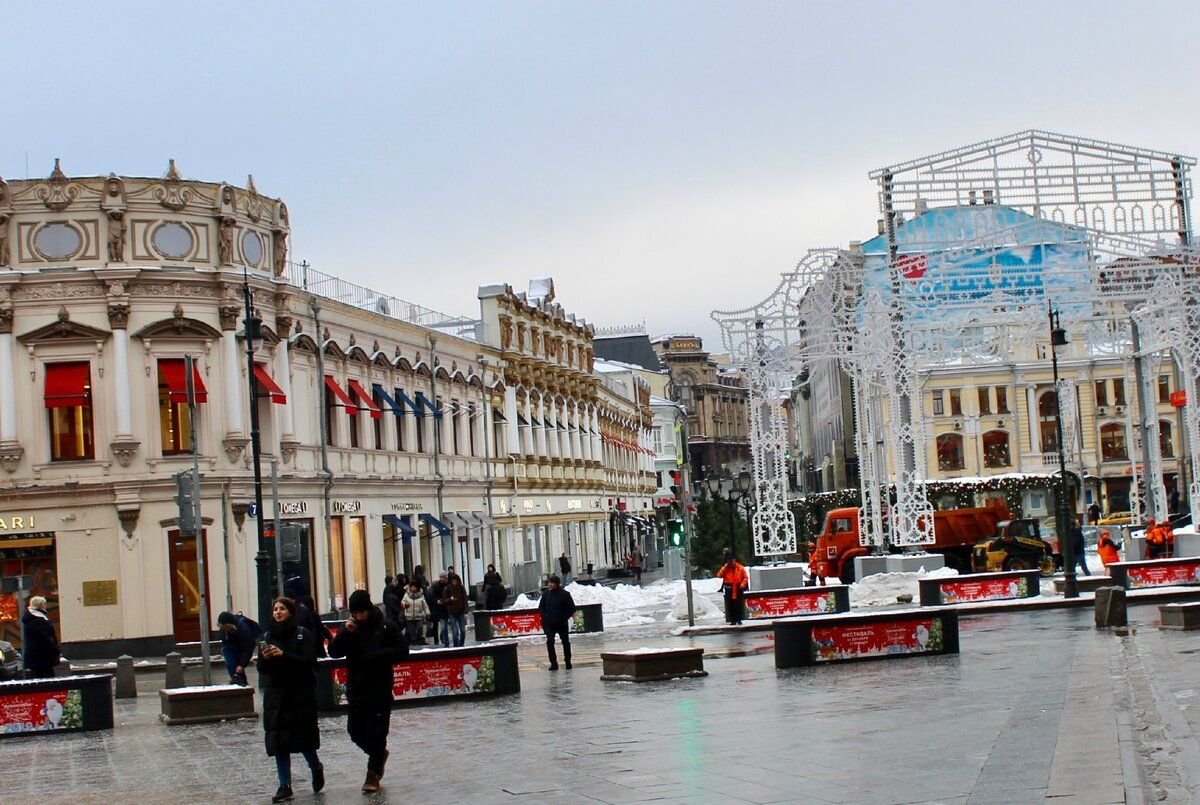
[
  {"left": 217, "top": 610, "right": 256, "bottom": 685},
  {"left": 21, "top": 595, "right": 59, "bottom": 678},
  {"left": 427, "top": 572, "right": 449, "bottom": 645},
  {"left": 329, "top": 590, "right": 408, "bottom": 794},
  {"left": 382, "top": 576, "right": 403, "bottom": 625},
  {"left": 538, "top": 575, "right": 576, "bottom": 671}
]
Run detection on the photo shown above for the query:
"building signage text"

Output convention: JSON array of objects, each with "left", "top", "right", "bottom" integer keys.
[
  {"left": 391, "top": 502, "right": 424, "bottom": 512},
  {"left": 0, "top": 516, "right": 37, "bottom": 531},
  {"left": 278, "top": 501, "right": 308, "bottom": 516},
  {"left": 332, "top": 500, "right": 362, "bottom": 514}
]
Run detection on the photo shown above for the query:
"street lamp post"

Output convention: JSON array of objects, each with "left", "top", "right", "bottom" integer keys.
[
  {"left": 736, "top": 470, "right": 754, "bottom": 562},
  {"left": 243, "top": 268, "right": 273, "bottom": 625},
  {"left": 1049, "top": 303, "right": 1078, "bottom": 599},
  {"left": 705, "top": 473, "right": 739, "bottom": 559}
]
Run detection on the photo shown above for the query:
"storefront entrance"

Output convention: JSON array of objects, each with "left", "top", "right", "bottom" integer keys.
[
  {"left": 168, "top": 529, "right": 211, "bottom": 644},
  {"left": 0, "top": 532, "right": 59, "bottom": 650}
]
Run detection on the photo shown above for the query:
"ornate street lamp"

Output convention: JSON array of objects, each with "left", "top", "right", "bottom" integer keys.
[
  {"left": 243, "top": 267, "right": 272, "bottom": 624},
  {"left": 1049, "top": 303, "right": 1078, "bottom": 599}
]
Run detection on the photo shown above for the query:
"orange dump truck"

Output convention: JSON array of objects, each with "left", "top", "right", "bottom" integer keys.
[{"left": 812, "top": 500, "right": 1046, "bottom": 582}]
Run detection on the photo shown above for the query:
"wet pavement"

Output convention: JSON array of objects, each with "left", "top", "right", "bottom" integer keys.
[{"left": 4, "top": 603, "right": 1200, "bottom": 803}]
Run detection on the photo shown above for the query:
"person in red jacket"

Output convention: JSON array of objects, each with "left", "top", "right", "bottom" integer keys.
[
  {"left": 716, "top": 550, "right": 749, "bottom": 625},
  {"left": 1097, "top": 529, "right": 1120, "bottom": 570}
]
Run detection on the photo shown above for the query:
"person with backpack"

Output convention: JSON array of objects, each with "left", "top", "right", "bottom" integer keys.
[
  {"left": 217, "top": 610, "right": 257, "bottom": 685},
  {"left": 295, "top": 596, "right": 332, "bottom": 657},
  {"left": 329, "top": 590, "right": 408, "bottom": 794}
]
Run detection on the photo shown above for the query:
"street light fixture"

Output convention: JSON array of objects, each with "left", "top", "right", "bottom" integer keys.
[
  {"left": 243, "top": 265, "right": 273, "bottom": 624},
  {"left": 1049, "top": 302, "right": 1078, "bottom": 599},
  {"left": 705, "top": 471, "right": 740, "bottom": 559}
]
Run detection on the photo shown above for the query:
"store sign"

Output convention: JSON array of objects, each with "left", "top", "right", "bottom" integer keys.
[
  {"left": 0, "top": 515, "right": 37, "bottom": 532},
  {"left": 1172, "top": 390, "right": 1187, "bottom": 408},
  {"left": 0, "top": 689, "right": 83, "bottom": 734},
  {"left": 331, "top": 500, "right": 362, "bottom": 514},
  {"left": 331, "top": 656, "right": 496, "bottom": 704},
  {"left": 523, "top": 500, "right": 535, "bottom": 513},
  {"left": 567, "top": 499, "right": 583, "bottom": 510},
  {"left": 1126, "top": 561, "right": 1200, "bottom": 589},
  {"left": 278, "top": 501, "right": 308, "bottom": 515},
  {"left": 390, "top": 502, "right": 424, "bottom": 512},
  {"left": 745, "top": 591, "right": 837, "bottom": 619},
  {"left": 938, "top": 577, "right": 1028, "bottom": 604},
  {"left": 811, "top": 616, "right": 944, "bottom": 662}
]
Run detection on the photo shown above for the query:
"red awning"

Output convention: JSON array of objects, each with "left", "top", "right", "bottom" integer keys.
[
  {"left": 44, "top": 362, "right": 92, "bottom": 408},
  {"left": 324, "top": 375, "right": 357, "bottom": 409},
  {"left": 347, "top": 379, "right": 382, "bottom": 419},
  {"left": 158, "top": 358, "right": 208, "bottom": 404},
  {"left": 253, "top": 364, "right": 287, "bottom": 405}
]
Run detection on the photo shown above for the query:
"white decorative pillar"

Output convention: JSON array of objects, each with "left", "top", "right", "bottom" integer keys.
[
  {"left": 275, "top": 316, "right": 299, "bottom": 462},
  {"left": 504, "top": 385, "right": 519, "bottom": 454},
  {"left": 546, "top": 398, "right": 560, "bottom": 460},
  {"left": 107, "top": 303, "right": 140, "bottom": 466},
  {"left": 570, "top": 402, "right": 582, "bottom": 462},
  {"left": 0, "top": 311, "right": 22, "bottom": 472},
  {"left": 591, "top": 406, "right": 603, "bottom": 463},
  {"left": 1026, "top": 385, "right": 1041, "bottom": 456},
  {"left": 521, "top": 392, "right": 534, "bottom": 456},
  {"left": 535, "top": 393, "right": 548, "bottom": 458},
  {"left": 219, "top": 305, "right": 248, "bottom": 463}
]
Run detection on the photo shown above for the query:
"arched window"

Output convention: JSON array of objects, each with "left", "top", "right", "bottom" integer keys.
[
  {"left": 937, "top": 433, "right": 965, "bottom": 471},
  {"left": 1038, "top": 391, "right": 1059, "bottom": 452},
  {"left": 1160, "top": 420, "right": 1175, "bottom": 458},
  {"left": 982, "top": 430, "right": 1011, "bottom": 468},
  {"left": 1100, "top": 423, "right": 1128, "bottom": 462}
]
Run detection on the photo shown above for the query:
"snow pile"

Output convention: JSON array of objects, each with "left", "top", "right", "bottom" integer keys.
[
  {"left": 508, "top": 577, "right": 724, "bottom": 629},
  {"left": 666, "top": 589, "right": 723, "bottom": 621},
  {"left": 849, "top": 566, "right": 959, "bottom": 607}
]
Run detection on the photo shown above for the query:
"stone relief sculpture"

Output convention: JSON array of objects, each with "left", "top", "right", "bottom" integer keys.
[
  {"left": 0, "top": 214, "right": 9, "bottom": 267},
  {"left": 273, "top": 229, "right": 288, "bottom": 276},
  {"left": 218, "top": 216, "right": 235, "bottom": 265},
  {"left": 106, "top": 211, "right": 126, "bottom": 263},
  {"left": 500, "top": 317, "right": 513, "bottom": 350}
]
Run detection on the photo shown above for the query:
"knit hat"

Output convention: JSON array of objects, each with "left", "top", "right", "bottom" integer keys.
[{"left": 348, "top": 590, "right": 373, "bottom": 613}]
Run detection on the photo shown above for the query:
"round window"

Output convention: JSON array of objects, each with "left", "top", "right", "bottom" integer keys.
[
  {"left": 152, "top": 223, "right": 194, "bottom": 259},
  {"left": 34, "top": 223, "right": 82, "bottom": 260},
  {"left": 241, "top": 231, "right": 263, "bottom": 265}
]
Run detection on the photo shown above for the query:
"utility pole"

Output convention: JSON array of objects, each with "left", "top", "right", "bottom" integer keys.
[{"left": 678, "top": 413, "right": 696, "bottom": 627}]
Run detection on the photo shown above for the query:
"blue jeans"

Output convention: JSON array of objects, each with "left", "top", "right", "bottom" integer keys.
[
  {"left": 221, "top": 646, "right": 246, "bottom": 685},
  {"left": 446, "top": 613, "right": 466, "bottom": 647},
  {"left": 275, "top": 750, "right": 320, "bottom": 786},
  {"left": 1072, "top": 552, "right": 1090, "bottom": 576}
]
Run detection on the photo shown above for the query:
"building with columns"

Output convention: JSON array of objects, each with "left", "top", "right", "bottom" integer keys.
[{"left": 0, "top": 165, "right": 653, "bottom": 656}]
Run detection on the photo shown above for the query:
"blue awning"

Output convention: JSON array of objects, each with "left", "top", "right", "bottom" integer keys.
[
  {"left": 372, "top": 384, "right": 403, "bottom": 416},
  {"left": 415, "top": 391, "right": 443, "bottom": 420},
  {"left": 395, "top": 388, "right": 420, "bottom": 417},
  {"left": 382, "top": 514, "right": 416, "bottom": 542},
  {"left": 419, "top": 513, "right": 453, "bottom": 537}
]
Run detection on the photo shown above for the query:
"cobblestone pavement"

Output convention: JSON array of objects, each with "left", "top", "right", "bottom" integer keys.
[{"left": 4, "top": 605, "right": 1200, "bottom": 804}]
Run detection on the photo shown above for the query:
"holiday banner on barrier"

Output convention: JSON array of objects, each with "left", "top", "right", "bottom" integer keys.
[
  {"left": 331, "top": 656, "right": 496, "bottom": 705},
  {"left": 746, "top": 592, "right": 837, "bottom": 619},
  {"left": 939, "top": 577, "right": 1028, "bottom": 604},
  {"left": 0, "top": 689, "right": 83, "bottom": 734},
  {"left": 489, "top": 612, "right": 541, "bottom": 637},
  {"left": 811, "top": 617, "right": 944, "bottom": 662},
  {"left": 1126, "top": 562, "right": 1200, "bottom": 589}
]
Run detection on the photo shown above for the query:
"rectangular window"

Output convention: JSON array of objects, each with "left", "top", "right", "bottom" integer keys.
[
  {"left": 324, "top": 391, "right": 337, "bottom": 447},
  {"left": 932, "top": 390, "right": 944, "bottom": 416},
  {"left": 468, "top": 404, "right": 477, "bottom": 456},
  {"left": 949, "top": 388, "right": 962, "bottom": 416},
  {"left": 348, "top": 408, "right": 360, "bottom": 448},
  {"left": 372, "top": 391, "right": 385, "bottom": 450},
  {"left": 653, "top": 427, "right": 663, "bottom": 454},
  {"left": 1095, "top": 380, "right": 1108, "bottom": 407},
  {"left": 977, "top": 387, "right": 991, "bottom": 415},
  {"left": 348, "top": 516, "right": 368, "bottom": 592},
  {"left": 328, "top": 517, "right": 346, "bottom": 609},
  {"left": 451, "top": 401, "right": 461, "bottom": 455},
  {"left": 157, "top": 359, "right": 206, "bottom": 456},
  {"left": 1159, "top": 375, "right": 1171, "bottom": 404},
  {"left": 45, "top": 362, "right": 95, "bottom": 462},
  {"left": 995, "top": 386, "right": 1009, "bottom": 414},
  {"left": 1113, "top": 379, "right": 1126, "bottom": 406},
  {"left": 395, "top": 389, "right": 406, "bottom": 451}
]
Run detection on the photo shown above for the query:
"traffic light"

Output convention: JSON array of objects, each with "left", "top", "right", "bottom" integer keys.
[
  {"left": 668, "top": 518, "right": 685, "bottom": 547},
  {"left": 668, "top": 469, "right": 681, "bottom": 497},
  {"left": 175, "top": 470, "right": 196, "bottom": 537}
]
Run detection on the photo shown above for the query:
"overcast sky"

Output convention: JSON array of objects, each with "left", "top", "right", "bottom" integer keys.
[{"left": 6, "top": 1, "right": 1200, "bottom": 349}]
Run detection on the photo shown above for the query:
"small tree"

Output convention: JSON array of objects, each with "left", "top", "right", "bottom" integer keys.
[{"left": 692, "top": 498, "right": 752, "bottom": 574}]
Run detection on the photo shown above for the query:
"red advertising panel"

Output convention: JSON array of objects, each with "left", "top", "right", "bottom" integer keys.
[
  {"left": 1126, "top": 561, "right": 1200, "bottom": 589},
  {"left": 490, "top": 611, "right": 542, "bottom": 637},
  {"left": 811, "top": 617, "right": 944, "bottom": 662},
  {"left": 746, "top": 591, "right": 836, "bottom": 619},
  {"left": 0, "top": 689, "right": 82, "bottom": 734},
  {"left": 939, "top": 576, "right": 1029, "bottom": 604},
  {"left": 331, "top": 655, "right": 496, "bottom": 705}
]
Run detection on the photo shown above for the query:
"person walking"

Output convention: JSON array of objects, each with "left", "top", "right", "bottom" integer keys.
[
  {"left": 216, "top": 610, "right": 256, "bottom": 685},
  {"left": 558, "top": 552, "right": 572, "bottom": 585},
  {"left": 402, "top": 581, "right": 430, "bottom": 645},
  {"left": 1069, "top": 519, "right": 1090, "bottom": 576},
  {"left": 716, "top": 550, "right": 749, "bottom": 625},
  {"left": 482, "top": 564, "right": 506, "bottom": 610},
  {"left": 382, "top": 576, "right": 403, "bottom": 625},
  {"left": 538, "top": 575, "right": 576, "bottom": 670},
  {"left": 21, "top": 596, "right": 60, "bottom": 679},
  {"left": 329, "top": 590, "right": 408, "bottom": 794},
  {"left": 427, "top": 572, "right": 449, "bottom": 645},
  {"left": 258, "top": 597, "right": 323, "bottom": 803},
  {"left": 295, "top": 595, "right": 332, "bottom": 657},
  {"left": 806, "top": 541, "right": 827, "bottom": 587},
  {"left": 1146, "top": 518, "right": 1168, "bottom": 559},
  {"left": 441, "top": 574, "right": 469, "bottom": 647},
  {"left": 412, "top": 564, "right": 430, "bottom": 593},
  {"left": 1097, "top": 528, "right": 1121, "bottom": 570}
]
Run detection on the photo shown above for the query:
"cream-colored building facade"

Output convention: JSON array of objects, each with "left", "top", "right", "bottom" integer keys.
[{"left": 0, "top": 165, "right": 653, "bottom": 656}]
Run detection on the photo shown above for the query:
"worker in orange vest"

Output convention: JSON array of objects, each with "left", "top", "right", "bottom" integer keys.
[
  {"left": 1096, "top": 529, "right": 1120, "bottom": 569},
  {"left": 1145, "top": 519, "right": 1168, "bottom": 559},
  {"left": 716, "top": 550, "right": 750, "bottom": 626}
]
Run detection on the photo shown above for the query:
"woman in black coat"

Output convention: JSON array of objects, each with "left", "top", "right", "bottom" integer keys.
[
  {"left": 259, "top": 597, "right": 324, "bottom": 803},
  {"left": 482, "top": 564, "right": 506, "bottom": 610},
  {"left": 21, "top": 595, "right": 59, "bottom": 678}
]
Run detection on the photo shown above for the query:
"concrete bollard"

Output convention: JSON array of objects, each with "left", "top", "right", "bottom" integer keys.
[
  {"left": 54, "top": 658, "right": 71, "bottom": 676},
  {"left": 115, "top": 654, "right": 137, "bottom": 699},
  {"left": 164, "top": 652, "right": 185, "bottom": 689},
  {"left": 1095, "top": 586, "right": 1127, "bottom": 628}
]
